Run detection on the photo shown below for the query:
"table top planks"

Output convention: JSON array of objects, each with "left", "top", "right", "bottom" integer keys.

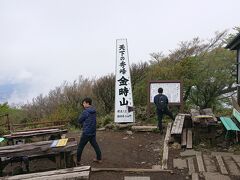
[
  {"left": 0, "top": 140, "right": 77, "bottom": 158},
  {"left": 171, "top": 114, "right": 185, "bottom": 135}
]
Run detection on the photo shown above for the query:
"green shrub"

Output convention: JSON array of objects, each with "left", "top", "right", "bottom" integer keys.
[{"left": 98, "top": 114, "right": 114, "bottom": 127}]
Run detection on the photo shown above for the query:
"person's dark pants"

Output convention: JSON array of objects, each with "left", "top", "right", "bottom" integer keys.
[
  {"left": 156, "top": 108, "right": 174, "bottom": 130},
  {"left": 77, "top": 134, "right": 102, "bottom": 162}
]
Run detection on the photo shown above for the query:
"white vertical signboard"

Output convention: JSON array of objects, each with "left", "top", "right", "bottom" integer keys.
[{"left": 114, "top": 39, "right": 134, "bottom": 123}]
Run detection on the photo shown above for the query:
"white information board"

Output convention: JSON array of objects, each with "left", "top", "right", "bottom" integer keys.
[{"left": 150, "top": 82, "right": 181, "bottom": 104}]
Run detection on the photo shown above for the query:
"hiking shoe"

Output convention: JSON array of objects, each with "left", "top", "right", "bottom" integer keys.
[
  {"left": 93, "top": 159, "right": 102, "bottom": 163},
  {"left": 160, "top": 129, "right": 164, "bottom": 135},
  {"left": 76, "top": 161, "right": 83, "bottom": 166}
]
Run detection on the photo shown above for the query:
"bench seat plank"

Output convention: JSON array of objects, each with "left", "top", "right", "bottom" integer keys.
[
  {"left": 220, "top": 117, "right": 240, "bottom": 131},
  {"left": 233, "top": 108, "right": 240, "bottom": 124}
]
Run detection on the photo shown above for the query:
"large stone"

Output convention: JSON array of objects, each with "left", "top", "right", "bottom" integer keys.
[
  {"left": 222, "top": 156, "right": 240, "bottom": 176},
  {"left": 126, "top": 130, "right": 133, "bottom": 135},
  {"left": 180, "top": 150, "right": 200, "bottom": 157},
  {"left": 203, "top": 154, "right": 217, "bottom": 172},
  {"left": 173, "top": 158, "right": 187, "bottom": 169},
  {"left": 203, "top": 172, "right": 231, "bottom": 180},
  {"left": 152, "top": 165, "right": 162, "bottom": 169},
  {"left": 211, "top": 152, "right": 234, "bottom": 157}
]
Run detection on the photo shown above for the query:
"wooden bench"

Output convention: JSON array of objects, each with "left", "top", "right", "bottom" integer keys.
[
  {"left": 190, "top": 108, "right": 218, "bottom": 145},
  {"left": 0, "top": 139, "right": 77, "bottom": 176},
  {"left": 3, "top": 166, "right": 90, "bottom": 180},
  {"left": 3, "top": 128, "right": 68, "bottom": 145},
  {"left": 171, "top": 114, "right": 185, "bottom": 135},
  {"left": 170, "top": 114, "right": 186, "bottom": 144},
  {"left": 220, "top": 108, "right": 240, "bottom": 141}
]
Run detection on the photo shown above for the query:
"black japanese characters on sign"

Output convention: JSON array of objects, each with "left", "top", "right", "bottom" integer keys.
[
  {"left": 118, "top": 44, "right": 130, "bottom": 106},
  {"left": 119, "top": 86, "right": 129, "bottom": 96},
  {"left": 117, "top": 76, "right": 129, "bottom": 86}
]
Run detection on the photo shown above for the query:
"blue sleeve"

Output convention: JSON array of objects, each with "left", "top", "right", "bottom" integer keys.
[
  {"left": 165, "top": 95, "right": 169, "bottom": 104},
  {"left": 78, "top": 110, "right": 89, "bottom": 124},
  {"left": 154, "top": 95, "right": 158, "bottom": 105}
]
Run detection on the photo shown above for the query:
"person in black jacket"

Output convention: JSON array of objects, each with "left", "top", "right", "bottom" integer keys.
[
  {"left": 76, "top": 97, "right": 102, "bottom": 165},
  {"left": 154, "top": 88, "right": 174, "bottom": 134}
]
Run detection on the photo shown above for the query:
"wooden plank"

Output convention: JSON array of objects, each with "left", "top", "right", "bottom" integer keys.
[
  {"left": 131, "top": 126, "right": 157, "bottom": 132},
  {"left": 203, "top": 155, "right": 217, "bottom": 172},
  {"left": 14, "top": 125, "right": 65, "bottom": 132},
  {"left": 232, "top": 96, "right": 240, "bottom": 113},
  {"left": 181, "top": 128, "right": 187, "bottom": 147},
  {"left": 164, "top": 123, "right": 172, "bottom": 142},
  {"left": 222, "top": 156, "right": 240, "bottom": 175},
  {"left": 9, "top": 171, "right": 90, "bottom": 180},
  {"left": 6, "top": 166, "right": 90, "bottom": 180},
  {"left": 162, "top": 123, "right": 172, "bottom": 169},
  {"left": 232, "top": 155, "right": 240, "bottom": 168},
  {"left": 203, "top": 172, "right": 231, "bottom": 180},
  {"left": 178, "top": 115, "right": 185, "bottom": 134},
  {"left": 171, "top": 116, "right": 179, "bottom": 134},
  {"left": 4, "top": 129, "right": 68, "bottom": 138},
  {"left": 233, "top": 108, "right": 240, "bottom": 123},
  {"left": 124, "top": 177, "right": 150, "bottom": 180},
  {"left": 191, "top": 173, "right": 199, "bottom": 180},
  {"left": 220, "top": 117, "right": 240, "bottom": 131},
  {"left": 12, "top": 120, "right": 69, "bottom": 127},
  {"left": 186, "top": 129, "right": 192, "bottom": 149},
  {"left": 187, "top": 157, "right": 195, "bottom": 175},
  {"left": 0, "top": 140, "right": 77, "bottom": 158},
  {"left": 193, "top": 115, "right": 213, "bottom": 118},
  {"left": 91, "top": 168, "right": 172, "bottom": 173},
  {"left": 171, "top": 114, "right": 184, "bottom": 135},
  {"left": 196, "top": 152, "right": 205, "bottom": 172},
  {"left": 215, "top": 155, "right": 228, "bottom": 175}
]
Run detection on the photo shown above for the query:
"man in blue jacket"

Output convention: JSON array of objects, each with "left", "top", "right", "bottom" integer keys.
[{"left": 76, "top": 97, "right": 102, "bottom": 165}]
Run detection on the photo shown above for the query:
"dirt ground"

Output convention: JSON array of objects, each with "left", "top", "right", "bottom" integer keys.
[
  {"left": 68, "top": 130, "right": 163, "bottom": 168},
  {"left": 3, "top": 130, "right": 187, "bottom": 179},
  {"left": 68, "top": 130, "right": 186, "bottom": 180}
]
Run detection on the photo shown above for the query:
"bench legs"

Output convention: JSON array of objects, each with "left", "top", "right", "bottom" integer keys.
[{"left": 55, "top": 151, "right": 77, "bottom": 169}]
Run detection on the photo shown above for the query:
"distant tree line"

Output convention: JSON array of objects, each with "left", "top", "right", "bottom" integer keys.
[{"left": 1, "top": 28, "right": 239, "bottom": 127}]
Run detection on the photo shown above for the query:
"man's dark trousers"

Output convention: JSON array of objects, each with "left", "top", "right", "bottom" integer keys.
[
  {"left": 157, "top": 108, "right": 174, "bottom": 130},
  {"left": 77, "top": 134, "right": 102, "bottom": 162}
]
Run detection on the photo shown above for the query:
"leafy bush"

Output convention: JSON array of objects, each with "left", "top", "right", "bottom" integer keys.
[{"left": 98, "top": 114, "right": 114, "bottom": 127}]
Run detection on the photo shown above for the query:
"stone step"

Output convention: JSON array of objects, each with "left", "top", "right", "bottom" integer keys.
[
  {"left": 191, "top": 173, "right": 199, "bottom": 180},
  {"left": 187, "top": 157, "right": 195, "bottom": 175},
  {"left": 203, "top": 154, "right": 217, "bottom": 172},
  {"left": 203, "top": 172, "right": 231, "bottom": 180},
  {"left": 222, "top": 156, "right": 240, "bottom": 176},
  {"left": 196, "top": 152, "right": 205, "bottom": 172},
  {"left": 173, "top": 158, "right": 187, "bottom": 170},
  {"left": 232, "top": 155, "right": 240, "bottom": 168},
  {"left": 215, "top": 155, "right": 228, "bottom": 175}
]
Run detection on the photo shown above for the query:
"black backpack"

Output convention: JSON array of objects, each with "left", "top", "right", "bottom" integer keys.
[{"left": 157, "top": 95, "right": 168, "bottom": 111}]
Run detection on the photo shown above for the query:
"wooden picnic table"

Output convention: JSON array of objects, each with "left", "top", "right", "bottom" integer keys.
[
  {"left": 3, "top": 128, "right": 68, "bottom": 145},
  {"left": 190, "top": 109, "right": 219, "bottom": 145},
  {"left": 0, "top": 139, "right": 77, "bottom": 176}
]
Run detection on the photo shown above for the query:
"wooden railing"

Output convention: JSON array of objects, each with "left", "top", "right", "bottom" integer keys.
[{"left": 0, "top": 115, "right": 70, "bottom": 133}]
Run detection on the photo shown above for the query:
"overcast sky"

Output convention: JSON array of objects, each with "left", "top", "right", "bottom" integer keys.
[{"left": 0, "top": 0, "right": 239, "bottom": 105}]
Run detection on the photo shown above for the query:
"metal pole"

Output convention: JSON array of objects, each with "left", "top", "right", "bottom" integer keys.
[{"left": 237, "top": 49, "right": 240, "bottom": 106}]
